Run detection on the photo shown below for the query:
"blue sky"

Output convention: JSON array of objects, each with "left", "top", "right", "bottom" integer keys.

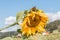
[{"left": 0, "top": 0, "right": 60, "bottom": 32}]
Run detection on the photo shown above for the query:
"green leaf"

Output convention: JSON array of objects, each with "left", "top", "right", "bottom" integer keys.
[{"left": 16, "top": 11, "right": 24, "bottom": 22}]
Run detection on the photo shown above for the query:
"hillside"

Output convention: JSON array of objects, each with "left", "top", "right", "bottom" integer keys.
[
  {"left": 45, "top": 20, "right": 60, "bottom": 33},
  {"left": 0, "top": 31, "right": 18, "bottom": 39}
]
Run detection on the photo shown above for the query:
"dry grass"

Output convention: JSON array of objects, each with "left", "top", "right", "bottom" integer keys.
[{"left": 1, "top": 30, "right": 60, "bottom": 40}]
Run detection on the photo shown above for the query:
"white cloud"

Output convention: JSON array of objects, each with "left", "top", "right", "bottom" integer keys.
[
  {"left": 46, "top": 11, "right": 60, "bottom": 22},
  {"left": 5, "top": 16, "right": 16, "bottom": 25}
]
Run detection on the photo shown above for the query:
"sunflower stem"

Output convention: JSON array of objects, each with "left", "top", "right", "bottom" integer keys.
[{"left": 0, "top": 22, "right": 18, "bottom": 31}]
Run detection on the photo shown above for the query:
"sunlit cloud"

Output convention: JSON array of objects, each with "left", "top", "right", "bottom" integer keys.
[
  {"left": 46, "top": 11, "right": 60, "bottom": 22},
  {"left": 5, "top": 16, "right": 16, "bottom": 25}
]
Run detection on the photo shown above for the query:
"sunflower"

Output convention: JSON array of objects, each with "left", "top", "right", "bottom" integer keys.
[{"left": 21, "top": 7, "right": 48, "bottom": 36}]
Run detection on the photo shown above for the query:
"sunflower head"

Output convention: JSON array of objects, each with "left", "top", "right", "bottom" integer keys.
[{"left": 20, "top": 7, "right": 48, "bottom": 36}]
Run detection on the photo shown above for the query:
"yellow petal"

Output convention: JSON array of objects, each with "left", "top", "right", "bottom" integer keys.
[
  {"left": 36, "top": 26, "right": 46, "bottom": 33},
  {"left": 38, "top": 21, "right": 45, "bottom": 28},
  {"left": 31, "top": 27, "right": 36, "bottom": 35},
  {"left": 41, "top": 17, "right": 48, "bottom": 23},
  {"left": 22, "top": 29, "right": 27, "bottom": 35},
  {"left": 26, "top": 28, "right": 31, "bottom": 36}
]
